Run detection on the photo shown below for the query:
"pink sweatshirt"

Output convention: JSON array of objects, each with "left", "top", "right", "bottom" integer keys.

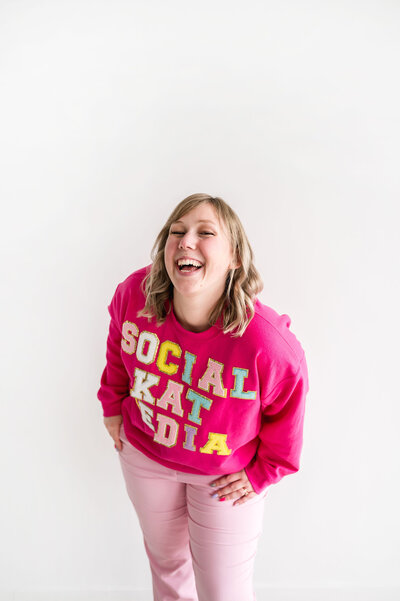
[{"left": 97, "top": 266, "right": 309, "bottom": 494}]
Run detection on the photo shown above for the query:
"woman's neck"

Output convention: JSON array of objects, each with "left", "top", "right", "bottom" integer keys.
[{"left": 172, "top": 292, "right": 216, "bottom": 332}]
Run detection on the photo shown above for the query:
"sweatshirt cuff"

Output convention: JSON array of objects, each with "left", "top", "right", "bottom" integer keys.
[
  {"left": 245, "top": 461, "right": 273, "bottom": 495},
  {"left": 101, "top": 401, "right": 123, "bottom": 418},
  {"left": 245, "top": 456, "right": 301, "bottom": 495}
]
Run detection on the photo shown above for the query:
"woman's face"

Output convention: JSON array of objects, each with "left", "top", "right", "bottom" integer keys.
[{"left": 164, "top": 203, "right": 237, "bottom": 306}]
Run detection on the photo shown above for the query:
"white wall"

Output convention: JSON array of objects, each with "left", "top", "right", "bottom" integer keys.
[{"left": 1, "top": 1, "right": 399, "bottom": 599}]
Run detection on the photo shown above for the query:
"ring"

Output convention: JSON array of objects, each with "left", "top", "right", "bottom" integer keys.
[{"left": 242, "top": 488, "right": 249, "bottom": 496}]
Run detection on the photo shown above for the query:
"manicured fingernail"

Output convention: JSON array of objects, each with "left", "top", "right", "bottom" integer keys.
[
  {"left": 211, "top": 492, "right": 219, "bottom": 499},
  {"left": 219, "top": 497, "right": 226, "bottom": 502}
]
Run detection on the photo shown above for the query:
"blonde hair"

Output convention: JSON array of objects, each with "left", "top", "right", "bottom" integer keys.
[{"left": 138, "top": 193, "right": 263, "bottom": 337}]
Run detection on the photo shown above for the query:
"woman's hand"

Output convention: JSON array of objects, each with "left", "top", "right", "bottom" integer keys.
[
  {"left": 210, "top": 469, "right": 257, "bottom": 506},
  {"left": 103, "top": 415, "right": 123, "bottom": 451}
]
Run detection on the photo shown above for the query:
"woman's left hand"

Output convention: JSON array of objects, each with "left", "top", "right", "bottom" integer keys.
[{"left": 210, "top": 469, "right": 257, "bottom": 506}]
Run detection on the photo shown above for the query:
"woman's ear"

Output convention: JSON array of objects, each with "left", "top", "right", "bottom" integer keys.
[{"left": 229, "top": 256, "right": 241, "bottom": 270}]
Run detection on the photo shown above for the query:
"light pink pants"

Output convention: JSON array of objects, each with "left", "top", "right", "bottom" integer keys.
[{"left": 118, "top": 423, "right": 267, "bottom": 601}]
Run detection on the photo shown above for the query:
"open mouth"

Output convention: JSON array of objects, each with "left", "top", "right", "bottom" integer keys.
[{"left": 176, "top": 259, "right": 204, "bottom": 273}]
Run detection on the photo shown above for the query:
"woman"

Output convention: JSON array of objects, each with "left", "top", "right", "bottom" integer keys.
[{"left": 97, "top": 193, "right": 309, "bottom": 601}]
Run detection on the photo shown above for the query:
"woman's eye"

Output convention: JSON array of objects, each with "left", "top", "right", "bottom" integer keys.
[{"left": 170, "top": 230, "right": 214, "bottom": 236}]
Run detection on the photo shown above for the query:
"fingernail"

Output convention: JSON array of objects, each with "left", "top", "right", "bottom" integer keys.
[
  {"left": 211, "top": 492, "right": 219, "bottom": 499},
  {"left": 219, "top": 497, "right": 226, "bottom": 502}
]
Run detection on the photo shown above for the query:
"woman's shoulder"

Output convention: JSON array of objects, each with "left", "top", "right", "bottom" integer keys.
[
  {"left": 115, "top": 264, "right": 151, "bottom": 296},
  {"left": 244, "top": 297, "right": 306, "bottom": 368},
  {"left": 108, "top": 264, "right": 151, "bottom": 319}
]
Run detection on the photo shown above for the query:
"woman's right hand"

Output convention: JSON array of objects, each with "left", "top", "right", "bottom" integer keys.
[{"left": 103, "top": 414, "right": 123, "bottom": 451}]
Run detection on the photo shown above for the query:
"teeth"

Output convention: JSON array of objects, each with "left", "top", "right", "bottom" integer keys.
[{"left": 177, "top": 259, "right": 203, "bottom": 268}]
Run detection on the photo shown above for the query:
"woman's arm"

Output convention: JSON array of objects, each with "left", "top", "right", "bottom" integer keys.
[
  {"left": 245, "top": 355, "right": 309, "bottom": 494},
  {"left": 98, "top": 287, "right": 130, "bottom": 449},
  {"left": 97, "top": 311, "right": 130, "bottom": 417}
]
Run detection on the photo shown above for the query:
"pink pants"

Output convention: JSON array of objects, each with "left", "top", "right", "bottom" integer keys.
[{"left": 118, "top": 423, "right": 267, "bottom": 601}]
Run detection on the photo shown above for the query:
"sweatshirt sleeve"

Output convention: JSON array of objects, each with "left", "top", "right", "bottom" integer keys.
[
  {"left": 97, "top": 286, "right": 130, "bottom": 417},
  {"left": 245, "top": 354, "right": 309, "bottom": 494}
]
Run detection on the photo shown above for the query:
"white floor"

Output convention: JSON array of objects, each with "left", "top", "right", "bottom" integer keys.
[{"left": 1, "top": 587, "right": 400, "bottom": 601}]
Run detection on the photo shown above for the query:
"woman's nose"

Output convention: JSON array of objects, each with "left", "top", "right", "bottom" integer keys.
[{"left": 178, "top": 232, "right": 196, "bottom": 249}]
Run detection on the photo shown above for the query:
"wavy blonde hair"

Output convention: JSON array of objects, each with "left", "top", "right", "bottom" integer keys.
[{"left": 138, "top": 193, "right": 263, "bottom": 337}]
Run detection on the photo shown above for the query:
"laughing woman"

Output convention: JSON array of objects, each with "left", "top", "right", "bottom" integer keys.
[{"left": 97, "top": 193, "right": 309, "bottom": 601}]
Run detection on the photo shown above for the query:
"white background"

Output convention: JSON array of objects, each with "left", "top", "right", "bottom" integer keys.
[{"left": 1, "top": 1, "right": 399, "bottom": 600}]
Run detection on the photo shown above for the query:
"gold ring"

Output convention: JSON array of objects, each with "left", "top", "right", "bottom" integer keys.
[{"left": 242, "top": 488, "right": 249, "bottom": 496}]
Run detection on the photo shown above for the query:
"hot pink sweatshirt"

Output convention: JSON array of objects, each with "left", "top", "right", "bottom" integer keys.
[{"left": 97, "top": 265, "right": 309, "bottom": 494}]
